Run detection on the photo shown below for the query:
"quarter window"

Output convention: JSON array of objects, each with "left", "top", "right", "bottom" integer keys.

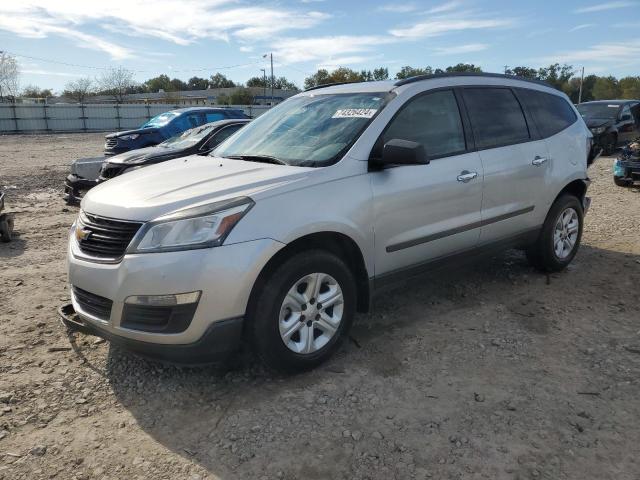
[
  {"left": 383, "top": 90, "right": 466, "bottom": 158},
  {"left": 462, "top": 88, "right": 530, "bottom": 149},
  {"left": 518, "top": 89, "right": 578, "bottom": 138}
]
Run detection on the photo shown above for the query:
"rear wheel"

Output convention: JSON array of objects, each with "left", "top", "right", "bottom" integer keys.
[
  {"left": 0, "top": 215, "right": 13, "bottom": 243},
  {"left": 248, "top": 250, "right": 356, "bottom": 373},
  {"left": 526, "top": 194, "right": 583, "bottom": 272}
]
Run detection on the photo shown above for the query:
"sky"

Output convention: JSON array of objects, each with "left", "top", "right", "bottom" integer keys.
[{"left": 1, "top": 0, "right": 639, "bottom": 92}]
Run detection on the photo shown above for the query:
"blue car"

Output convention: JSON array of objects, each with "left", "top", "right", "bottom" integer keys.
[{"left": 103, "top": 107, "right": 249, "bottom": 156}]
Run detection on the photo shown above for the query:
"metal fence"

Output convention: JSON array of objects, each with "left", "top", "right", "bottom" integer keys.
[{"left": 0, "top": 103, "right": 270, "bottom": 134}]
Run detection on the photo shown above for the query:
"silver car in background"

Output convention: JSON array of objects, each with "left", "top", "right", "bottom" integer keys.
[{"left": 64, "top": 73, "right": 593, "bottom": 372}]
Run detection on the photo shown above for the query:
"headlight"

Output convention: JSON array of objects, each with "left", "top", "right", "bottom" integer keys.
[
  {"left": 591, "top": 127, "right": 606, "bottom": 135},
  {"left": 119, "top": 134, "right": 140, "bottom": 141},
  {"left": 127, "top": 197, "right": 254, "bottom": 253}
]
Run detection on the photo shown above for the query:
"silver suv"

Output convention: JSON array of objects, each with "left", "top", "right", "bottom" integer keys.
[{"left": 65, "top": 73, "right": 593, "bottom": 372}]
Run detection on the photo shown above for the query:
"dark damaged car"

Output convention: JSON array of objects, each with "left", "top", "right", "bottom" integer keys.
[
  {"left": 577, "top": 100, "right": 640, "bottom": 155},
  {"left": 65, "top": 119, "right": 249, "bottom": 203},
  {"left": 103, "top": 107, "right": 249, "bottom": 156}
]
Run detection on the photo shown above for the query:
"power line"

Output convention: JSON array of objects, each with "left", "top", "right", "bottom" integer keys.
[{"left": 4, "top": 50, "right": 262, "bottom": 74}]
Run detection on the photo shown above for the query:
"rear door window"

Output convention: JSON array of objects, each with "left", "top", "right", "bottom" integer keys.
[
  {"left": 206, "top": 112, "right": 226, "bottom": 122},
  {"left": 383, "top": 89, "right": 466, "bottom": 158},
  {"left": 462, "top": 88, "right": 530, "bottom": 149},
  {"left": 517, "top": 89, "right": 577, "bottom": 138},
  {"left": 203, "top": 124, "right": 243, "bottom": 149}
]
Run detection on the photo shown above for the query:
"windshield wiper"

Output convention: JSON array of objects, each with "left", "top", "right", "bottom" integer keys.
[{"left": 225, "top": 154, "right": 288, "bottom": 166}]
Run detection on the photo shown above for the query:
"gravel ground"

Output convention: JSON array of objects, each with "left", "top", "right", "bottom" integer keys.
[{"left": 1, "top": 133, "right": 639, "bottom": 480}]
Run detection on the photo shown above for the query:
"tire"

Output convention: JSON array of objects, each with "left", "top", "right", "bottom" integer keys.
[
  {"left": 0, "top": 215, "right": 13, "bottom": 243},
  {"left": 603, "top": 134, "right": 617, "bottom": 156},
  {"left": 614, "top": 176, "right": 631, "bottom": 187},
  {"left": 526, "top": 194, "right": 583, "bottom": 272},
  {"left": 247, "top": 250, "right": 357, "bottom": 373}
]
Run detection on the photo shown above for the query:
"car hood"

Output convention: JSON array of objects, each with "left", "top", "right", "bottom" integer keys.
[
  {"left": 81, "top": 155, "right": 314, "bottom": 221},
  {"left": 107, "top": 146, "right": 182, "bottom": 165},
  {"left": 585, "top": 118, "right": 613, "bottom": 129},
  {"left": 105, "top": 127, "right": 159, "bottom": 139}
]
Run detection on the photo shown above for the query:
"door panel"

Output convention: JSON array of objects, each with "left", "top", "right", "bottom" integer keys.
[
  {"left": 371, "top": 152, "right": 483, "bottom": 275},
  {"left": 477, "top": 140, "right": 550, "bottom": 243}
]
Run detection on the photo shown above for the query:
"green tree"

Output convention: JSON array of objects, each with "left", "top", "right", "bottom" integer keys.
[
  {"left": 187, "top": 76, "right": 209, "bottom": 90},
  {"left": 229, "top": 87, "right": 253, "bottom": 105},
  {"left": 505, "top": 66, "right": 538, "bottom": 79},
  {"left": 537, "top": 64, "right": 574, "bottom": 91},
  {"left": 592, "top": 76, "right": 621, "bottom": 100},
  {"left": 395, "top": 66, "right": 434, "bottom": 80},
  {"left": 209, "top": 73, "right": 236, "bottom": 88},
  {"left": 63, "top": 77, "right": 94, "bottom": 103},
  {"left": 144, "top": 74, "right": 172, "bottom": 93},
  {"left": 373, "top": 67, "right": 389, "bottom": 81},
  {"left": 619, "top": 76, "right": 640, "bottom": 99},
  {"left": 169, "top": 78, "right": 188, "bottom": 91},
  {"left": 304, "top": 69, "right": 331, "bottom": 89},
  {"left": 247, "top": 76, "right": 298, "bottom": 91},
  {"left": 445, "top": 63, "right": 482, "bottom": 73},
  {"left": 216, "top": 92, "right": 230, "bottom": 105},
  {"left": 21, "top": 85, "right": 53, "bottom": 98}
]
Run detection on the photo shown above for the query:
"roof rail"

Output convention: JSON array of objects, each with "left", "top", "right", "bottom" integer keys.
[
  {"left": 394, "top": 72, "right": 553, "bottom": 89},
  {"left": 304, "top": 81, "right": 359, "bottom": 92}
]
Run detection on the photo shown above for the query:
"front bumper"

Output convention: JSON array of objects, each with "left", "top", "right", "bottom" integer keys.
[
  {"left": 67, "top": 232, "right": 285, "bottom": 354},
  {"left": 58, "top": 303, "right": 243, "bottom": 364},
  {"left": 64, "top": 174, "right": 101, "bottom": 203},
  {"left": 614, "top": 159, "right": 640, "bottom": 183}
]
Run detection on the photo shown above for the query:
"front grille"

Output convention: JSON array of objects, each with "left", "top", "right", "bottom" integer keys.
[
  {"left": 77, "top": 212, "right": 143, "bottom": 260},
  {"left": 73, "top": 286, "right": 113, "bottom": 321},
  {"left": 105, "top": 138, "right": 118, "bottom": 149}
]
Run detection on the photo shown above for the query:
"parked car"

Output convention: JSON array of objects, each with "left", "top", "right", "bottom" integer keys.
[
  {"left": 61, "top": 73, "right": 593, "bottom": 372},
  {"left": 103, "top": 107, "right": 249, "bottom": 156},
  {"left": 613, "top": 138, "right": 640, "bottom": 187},
  {"left": 64, "top": 119, "right": 250, "bottom": 203},
  {"left": 0, "top": 191, "right": 14, "bottom": 242},
  {"left": 576, "top": 100, "right": 640, "bottom": 155}
]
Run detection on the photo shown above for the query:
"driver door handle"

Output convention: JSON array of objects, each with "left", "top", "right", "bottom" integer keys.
[
  {"left": 457, "top": 170, "right": 478, "bottom": 183},
  {"left": 532, "top": 156, "right": 548, "bottom": 166}
]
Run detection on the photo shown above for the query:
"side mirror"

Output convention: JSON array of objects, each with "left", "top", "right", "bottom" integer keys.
[
  {"left": 620, "top": 114, "right": 631, "bottom": 121},
  {"left": 372, "top": 139, "right": 429, "bottom": 167}
]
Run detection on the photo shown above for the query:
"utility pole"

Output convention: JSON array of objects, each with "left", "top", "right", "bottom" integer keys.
[
  {"left": 260, "top": 68, "right": 267, "bottom": 104},
  {"left": 504, "top": 65, "right": 509, "bottom": 75},
  {"left": 263, "top": 53, "right": 274, "bottom": 106},
  {"left": 578, "top": 66, "right": 585, "bottom": 104}
]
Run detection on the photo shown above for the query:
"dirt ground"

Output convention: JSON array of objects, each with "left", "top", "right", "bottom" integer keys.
[{"left": 1, "top": 133, "right": 639, "bottom": 480}]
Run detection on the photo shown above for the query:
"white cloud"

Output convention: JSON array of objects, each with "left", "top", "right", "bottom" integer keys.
[
  {"left": 574, "top": 1, "right": 637, "bottom": 13},
  {"left": 273, "top": 35, "right": 396, "bottom": 64},
  {"left": 569, "top": 23, "right": 595, "bottom": 32},
  {"left": 22, "top": 69, "right": 83, "bottom": 77},
  {"left": 0, "top": 1, "right": 331, "bottom": 59},
  {"left": 426, "top": 1, "right": 463, "bottom": 14},
  {"left": 538, "top": 39, "right": 640, "bottom": 64},
  {"left": 389, "top": 17, "right": 515, "bottom": 39},
  {"left": 433, "top": 43, "right": 489, "bottom": 55},
  {"left": 378, "top": 3, "right": 419, "bottom": 13}
]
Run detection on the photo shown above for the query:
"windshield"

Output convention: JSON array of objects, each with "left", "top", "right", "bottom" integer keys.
[
  {"left": 214, "top": 92, "right": 391, "bottom": 167},
  {"left": 141, "top": 111, "right": 180, "bottom": 128},
  {"left": 577, "top": 103, "right": 620, "bottom": 120},
  {"left": 159, "top": 123, "right": 217, "bottom": 149}
]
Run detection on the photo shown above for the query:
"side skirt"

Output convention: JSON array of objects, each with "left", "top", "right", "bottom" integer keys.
[{"left": 372, "top": 227, "right": 540, "bottom": 294}]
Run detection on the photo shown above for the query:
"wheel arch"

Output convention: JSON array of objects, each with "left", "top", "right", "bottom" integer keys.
[
  {"left": 554, "top": 178, "right": 589, "bottom": 206},
  {"left": 246, "top": 231, "right": 372, "bottom": 326}
]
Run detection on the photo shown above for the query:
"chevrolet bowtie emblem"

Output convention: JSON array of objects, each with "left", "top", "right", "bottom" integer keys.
[{"left": 76, "top": 227, "right": 92, "bottom": 241}]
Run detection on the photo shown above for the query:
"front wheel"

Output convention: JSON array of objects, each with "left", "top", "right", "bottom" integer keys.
[
  {"left": 603, "top": 134, "right": 617, "bottom": 156},
  {"left": 614, "top": 176, "right": 631, "bottom": 187},
  {"left": 247, "top": 250, "right": 357, "bottom": 373},
  {"left": 526, "top": 195, "right": 583, "bottom": 272}
]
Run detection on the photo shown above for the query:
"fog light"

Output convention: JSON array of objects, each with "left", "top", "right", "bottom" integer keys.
[{"left": 124, "top": 291, "right": 201, "bottom": 306}]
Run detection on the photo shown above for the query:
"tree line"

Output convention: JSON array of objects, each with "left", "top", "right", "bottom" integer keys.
[{"left": 2, "top": 50, "right": 639, "bottom": 105}]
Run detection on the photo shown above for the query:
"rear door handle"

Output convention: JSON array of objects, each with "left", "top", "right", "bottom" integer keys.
[
  {"left": 532, "top": 156, "right": 548, "bottom": 166},
  {"left": 457, "top": 170, "right": 478, "bottom": 183}
]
